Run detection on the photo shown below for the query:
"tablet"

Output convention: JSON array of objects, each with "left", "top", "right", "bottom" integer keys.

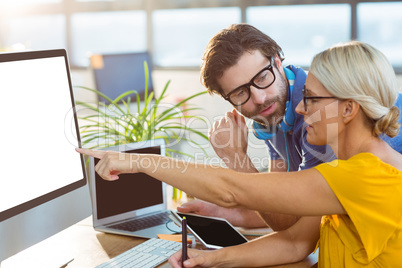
[{"left": 170, "top": 210, "right": 248, "bottom": 249}]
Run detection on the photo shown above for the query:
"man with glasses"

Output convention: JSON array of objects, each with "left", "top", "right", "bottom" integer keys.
[{"left": 178, "top": 23, "right": 402, "bottom": 231}]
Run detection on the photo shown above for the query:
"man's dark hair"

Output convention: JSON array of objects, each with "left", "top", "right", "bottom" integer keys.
[{"left": 201, "top": 23, "right": 284, "bottom": 96}]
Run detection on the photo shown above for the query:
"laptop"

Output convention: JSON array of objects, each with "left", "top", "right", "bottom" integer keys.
[{"left": 87, "top": 139, "right": 176, "bottom": 238}]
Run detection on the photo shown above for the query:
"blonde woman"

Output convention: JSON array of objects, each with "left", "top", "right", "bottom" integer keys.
[{"left": 77, "top": 41, "right": 402, "bottom": 267}]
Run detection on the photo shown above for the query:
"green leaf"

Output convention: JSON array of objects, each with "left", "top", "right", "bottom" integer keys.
[{"left": 74, "top": 77, "right": 209, "bottom": 170}]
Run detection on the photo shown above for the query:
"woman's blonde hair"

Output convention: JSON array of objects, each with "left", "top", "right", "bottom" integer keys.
[{"left": 310, "top": 41, "right": 400, "bottom": 137}]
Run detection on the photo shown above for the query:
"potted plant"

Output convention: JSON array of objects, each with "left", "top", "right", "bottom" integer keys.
[{"left": 75, "top": 61, "right": 209, "bottom": 201}]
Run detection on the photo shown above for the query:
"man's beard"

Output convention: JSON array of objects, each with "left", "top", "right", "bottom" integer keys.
[{"left": 238, "top": 76, "right": 288, "bottom": 129}]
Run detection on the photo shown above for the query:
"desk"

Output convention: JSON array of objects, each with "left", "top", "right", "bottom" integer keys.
[{"left": 2, "top": 216, "right": 318, "bottom": 268}]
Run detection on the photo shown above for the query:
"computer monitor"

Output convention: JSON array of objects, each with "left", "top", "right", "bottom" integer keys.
[
  {"left": 0, "top": 49, "right": 91, "bottom": 265},
  {"left": 90, "top": 51, "right": 154, "bottom": 104}
]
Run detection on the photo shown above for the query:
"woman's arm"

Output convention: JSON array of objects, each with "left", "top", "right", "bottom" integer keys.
[
  {"left": 76, "top": 149, "right": 344, "bottom": 216},
  {"left": 169, "top": 216, "right": 321, "bottom": 268}
]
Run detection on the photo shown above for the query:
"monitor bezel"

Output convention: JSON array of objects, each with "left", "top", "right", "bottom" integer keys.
[
  {"left": 0, "top": 48, "right": 91, "bottom": 264},
  {"left": 0, "top": 49, "right": 87, "bottom": 222}
]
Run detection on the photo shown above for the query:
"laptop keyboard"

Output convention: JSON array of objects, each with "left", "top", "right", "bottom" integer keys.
[
  {"left": 108, "top": 211, "right": 171, "bottom": 232},
  {"left": 96, "top": 238, "right": 182, "bottom": 268}
]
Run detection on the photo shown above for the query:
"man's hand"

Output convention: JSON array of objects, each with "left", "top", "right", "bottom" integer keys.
[
  {"left": 169, "top": 248, "right": 215, "bottom": 268},
  {"left": 178, "top": 200, "right": 267, "bottom": 228},
  {"left": 209, "top": 109, "right": 256, "bottom": 171},
  {"left": 177, "top": 199, "right": 223, "bottom": 217}
]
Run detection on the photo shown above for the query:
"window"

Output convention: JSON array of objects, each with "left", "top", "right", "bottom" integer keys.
[
  {"left": 152, "top": 7, "right": 241, "bottom": 67},
  {"left": 247, "top": 4, "right": 351, "bottom": 67},
  {"left": 3, "top": 14, "right": 65, "bottom": 51},
  {"left": 71, "top": 11, "right": 147, "bottom": 66},
  {"left": 0, "top": 1, "right": 401, "bottom": 71},
  {"left": 358, "top": 2, "right": 402, "bottom": 67},
  {"left": 0, "top": 0, "right": 60, "bottom": 4}
]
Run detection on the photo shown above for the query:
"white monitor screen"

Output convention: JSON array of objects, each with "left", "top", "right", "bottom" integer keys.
[{"left": 0, "top": 52, "right": 83, "bottom": 219}]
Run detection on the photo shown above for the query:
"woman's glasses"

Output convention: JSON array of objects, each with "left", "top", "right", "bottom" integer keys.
[{"left": 302, "top": 86, "right": 338, "bottom": 112}]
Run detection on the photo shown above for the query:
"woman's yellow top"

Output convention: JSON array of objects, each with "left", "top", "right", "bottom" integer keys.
[{"left": 314, "top": 153, "right": 402, "bottom": 267}]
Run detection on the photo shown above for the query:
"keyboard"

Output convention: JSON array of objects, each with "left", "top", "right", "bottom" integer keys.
[
  {"left": 96, "top": 238, "right": 182, "bottom": 268},
  {"left": 109, "top": 212, "right": 171, "bottom": 232}
]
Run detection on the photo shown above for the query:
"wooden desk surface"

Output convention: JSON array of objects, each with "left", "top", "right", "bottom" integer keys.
[{"left": 2, "top": 216, "right": 318, "bottom": 268}]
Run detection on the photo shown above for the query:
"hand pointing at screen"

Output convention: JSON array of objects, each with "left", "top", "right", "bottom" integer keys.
[{"left": 75, "top": 148, "right": 141, "bottom": 181}]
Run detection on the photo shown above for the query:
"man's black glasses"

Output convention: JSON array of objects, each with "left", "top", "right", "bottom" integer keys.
[
  {"left": 302, "top": 86, "right": 338, "bottom": 112},
  {"left": 223, "top": 58, "right": 276, "bottom": 106}
]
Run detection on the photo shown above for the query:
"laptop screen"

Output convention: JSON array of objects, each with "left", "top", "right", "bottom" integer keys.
[{"left": 94, "top": 146, "right": 164, "bottom": 220}]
